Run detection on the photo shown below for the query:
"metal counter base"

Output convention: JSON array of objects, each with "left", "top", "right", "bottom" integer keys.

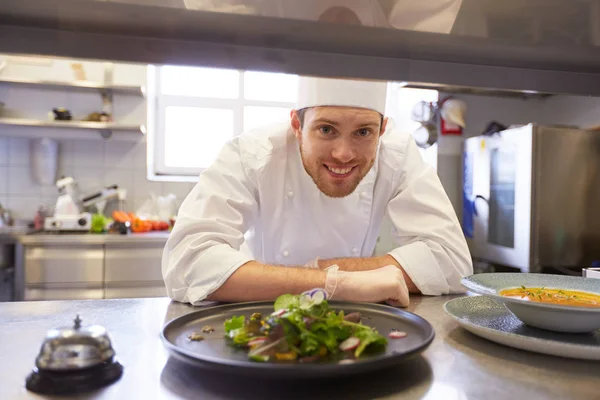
[{"left": 0, "top": 295, "right": 598, "bottom": 400}]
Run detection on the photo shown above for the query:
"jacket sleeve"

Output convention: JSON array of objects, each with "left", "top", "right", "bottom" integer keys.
[
  {"left": 386, "top": 138, "right": 473, "bottom": 295},
  {"left": 162, "top": 138, "right": 257, "bottom": 304}
]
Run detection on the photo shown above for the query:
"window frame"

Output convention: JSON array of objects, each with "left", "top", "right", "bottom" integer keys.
[{"left": 148, "top": 65, "right": 296, "bottom": 179}]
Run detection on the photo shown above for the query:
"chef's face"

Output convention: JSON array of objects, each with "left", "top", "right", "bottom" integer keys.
[{"left": 291, "top": 106, "right": 387, "bottom": 198}]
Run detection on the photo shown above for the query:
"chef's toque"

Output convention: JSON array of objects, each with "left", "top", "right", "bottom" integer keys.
[{"left": 295, "top": 76, "right": 388, "bottom": 115}]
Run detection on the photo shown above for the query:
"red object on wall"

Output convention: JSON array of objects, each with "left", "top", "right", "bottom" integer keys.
[
  {"left": 438, "top": 96, "right": 464, "bottom": 136},
  {"left": 440, "top": 117, "right": 462, "bottom": 135}
]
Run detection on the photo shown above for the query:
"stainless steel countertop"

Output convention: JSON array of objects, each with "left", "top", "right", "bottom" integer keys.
[
  {"left": 0, "top": 295, "right": 597, "bottom": 400},
  {"left": 14, "top": 231, "right": 170, "bottom": 246},
  {"left": 0, "top": 226, "right": 31, "bottom": 242}
]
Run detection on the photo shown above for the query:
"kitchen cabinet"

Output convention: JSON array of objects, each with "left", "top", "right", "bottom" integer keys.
[
  {"left": 25, "top": 287, "right": 105, "bottom": 301},
  {"left": 0, "top": 235, "right": 16, "bottom": 302},
  {"left": 25, "top": 245, "right": 105, "bottom": 285},
  {"left": 104, "top": 243, "right": 167, "bottom": 299},
  {"left": 19, "top": 234, "right": 168, "bottom": 300},
  {"left": 24, "top": 245, "right": 105, "bottom": 300}
]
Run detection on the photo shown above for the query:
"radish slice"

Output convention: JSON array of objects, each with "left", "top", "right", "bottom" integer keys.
[
  {"left": 249, "top": 337, "right": 284, "bottom": 357},
  {"left": 389, "top": 331, "right": 407, "bottom": 339},
  {"left": 339, "top": 337, "right": 360, "bottom": 351},
  {"left": 248, "top": 337, "right": 268, "bottom": 347},
  {"left": 271, "top": 309, "right": 287, "bottom": 318},
  {"left": 338, "top": 359, "right": 355, "bottom": 365}
]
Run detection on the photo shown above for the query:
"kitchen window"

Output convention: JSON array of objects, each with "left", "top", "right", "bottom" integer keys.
[
  {"left": 148, "top": 65, "right": 298, "bottom": 178},
  {"left": 148, "top": 66, "right": 437, "bottom": 180}
]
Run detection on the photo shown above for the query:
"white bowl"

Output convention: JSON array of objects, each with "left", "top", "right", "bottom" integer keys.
[{"left": 461, "top": 273, "right": 600, "bottom": 333}]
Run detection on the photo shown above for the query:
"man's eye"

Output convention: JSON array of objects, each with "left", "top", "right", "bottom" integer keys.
[
  {"left": 357, "top": 128, "right": 371, "bottom": 137},
  {"left": 319, "top": 126, "right": 333, "bottom": 134}
]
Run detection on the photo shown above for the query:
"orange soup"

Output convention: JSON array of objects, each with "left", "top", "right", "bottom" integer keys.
[{"left": 499, "top": 287, "right": 600, "bottom": 308}]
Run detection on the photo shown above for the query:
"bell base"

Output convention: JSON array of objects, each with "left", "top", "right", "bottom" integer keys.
[{"left": 25, "top": 358, "right": 124, "bottom": 395}]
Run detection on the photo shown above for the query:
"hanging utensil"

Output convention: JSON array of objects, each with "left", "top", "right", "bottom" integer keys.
[
  {"left": 413, "top": 122, "right": 438, "bottom": 149},
  {"left": 411, "top": 101, "right": 436, "bottom": 124}
]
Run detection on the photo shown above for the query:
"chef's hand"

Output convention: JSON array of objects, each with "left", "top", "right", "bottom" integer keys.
[{"left": 325, "top": 265, "right": 410, "bottom": 307}]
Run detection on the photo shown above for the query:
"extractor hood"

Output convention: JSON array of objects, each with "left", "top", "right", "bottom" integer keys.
[{"left": 1, "top": 0, "right": 600, "bottom": 96}]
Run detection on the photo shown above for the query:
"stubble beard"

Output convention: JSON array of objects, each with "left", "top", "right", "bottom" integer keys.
[{"left": 298, "top": 141, "right": 373, "bottom": 198}]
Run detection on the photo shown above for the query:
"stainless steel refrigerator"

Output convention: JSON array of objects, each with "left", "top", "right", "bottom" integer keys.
[{"left": 463, "top": 124, "right": 600, "bottom": 273}]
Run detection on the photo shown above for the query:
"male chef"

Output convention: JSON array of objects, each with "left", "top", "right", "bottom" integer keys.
[{"left": 162, "top": 76, "right": 472, "bottom": 307}]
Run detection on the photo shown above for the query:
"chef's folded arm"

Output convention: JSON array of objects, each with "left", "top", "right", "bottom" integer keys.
[
  {"left": 163, "top": 138, "right": 255, "bottom": 304},
  {"left": 161, "top": 138, "right": 328, "bottom": 305},
  {"left": 312, "top": 255, "right": 419, "bottom": 293},
  {"left": 384, "top": 139, "right": 473, "bottom": 296}
]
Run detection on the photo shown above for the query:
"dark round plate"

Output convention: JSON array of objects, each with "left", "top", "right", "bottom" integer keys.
[{"left": 161, "top": 301, "right": 435, "bottom": 378}]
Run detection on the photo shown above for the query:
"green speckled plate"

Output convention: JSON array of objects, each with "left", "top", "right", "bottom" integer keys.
[{"left": 444, "top": 296, "right": 600, "bottom": 360}]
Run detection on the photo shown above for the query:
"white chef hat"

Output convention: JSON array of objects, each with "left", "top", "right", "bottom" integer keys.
[{"left": 296, "top": 76, "right": 388, "bottom": 115}]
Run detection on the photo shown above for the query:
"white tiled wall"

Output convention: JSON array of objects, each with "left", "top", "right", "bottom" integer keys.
[
  {"left": 0, "top": 55, "right": 196, "bottom": 220},
  {"left": 0, "top": 136, "right": 195, "bottom": 219}
]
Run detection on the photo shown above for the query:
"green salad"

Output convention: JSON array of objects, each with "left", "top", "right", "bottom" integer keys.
[{"left": 223, "top": 289, "right": 387, "bottom": 363}]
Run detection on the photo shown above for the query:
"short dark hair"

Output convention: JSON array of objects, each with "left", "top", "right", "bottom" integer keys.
[
  {"left": 297, "top": 108, "right": 308, "bottom": 128},
  {"left": 296, "top": 108, "right": 384, "bottom": 130}
]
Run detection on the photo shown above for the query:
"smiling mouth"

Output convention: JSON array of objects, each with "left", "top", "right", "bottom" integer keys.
[{"left": 324, "top": 164, "right": 356, "bottom": 178}]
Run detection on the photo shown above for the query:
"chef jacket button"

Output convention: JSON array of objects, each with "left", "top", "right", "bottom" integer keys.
[
  {"left": 283, "top": 250, "right": 290, "bottom": 257},
  {"left": 352, "top": 248, "right": 359, "bottom": 254},
  {"left": 360, "top": 191, "right": 368, "bottom": 199},
  {"left": 287, "top": 190, "right": 293, "bottom": 198}
]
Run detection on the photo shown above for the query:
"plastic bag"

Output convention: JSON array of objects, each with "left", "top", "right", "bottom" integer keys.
[{"left": 135, "top": 194, "right": 178, "bottom": 222}]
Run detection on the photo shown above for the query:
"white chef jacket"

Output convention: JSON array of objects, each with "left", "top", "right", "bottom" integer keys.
[{"left": 162, "top": 123, "right": 472, "bottom": 304}]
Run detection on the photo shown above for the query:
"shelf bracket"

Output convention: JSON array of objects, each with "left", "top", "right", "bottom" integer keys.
[
  {"left": 99, "top": 129, "right": 112, "bottom": 140},
  {"left": 100, "top": 89, "right": 113, "bottom": 120}
]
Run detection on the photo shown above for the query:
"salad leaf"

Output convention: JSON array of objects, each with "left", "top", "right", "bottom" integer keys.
[
  {"left": 307, "top": 300, "right": 329, "bottom": 317},
  {"left": 249, "top": 354, "right": 269, "bottom": 362},
  {"left": 233, "top": 328, "right": 252, "bottom": 347},
  {"left": 274, "top": 294, "right": 299, "bottom": 311},
  {"left": 315, "top": 328, "right": 341, "bottom": 352},
  {"left": 354, "top": 327, "right": 387, "bottom": 358},
  {"left": 231, "top": 329, "right": 251, "bottom": 346},
  {"left": 299, "top": 332, "right": 321, "bottom": 355},
  {"left": 224, "top": 315, "right": 245, "bottom": 334}
]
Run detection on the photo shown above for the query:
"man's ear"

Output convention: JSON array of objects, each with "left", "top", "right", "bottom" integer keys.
[
  {"left": 380, "top": 117, "right": 389, "bottom": 137},
  {"left": 290, "top": 109, "right": 302, "bottom": 139}
]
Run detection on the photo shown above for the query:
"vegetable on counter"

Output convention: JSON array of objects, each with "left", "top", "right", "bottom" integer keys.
[
  {"left": 112, "top": 211, "right": 136, "bottom": 223},
  {"left": 131, "top": 218, "right": 153, "bottom": 233},
  {"left": 223, "top": 289, "right": 387, "bottom": 363},
  {"left": 91, "top": 214, "right": 111, "bottom": 233},
  {"left": 111, "top": 211, "right": 171, "bottom": 233}
]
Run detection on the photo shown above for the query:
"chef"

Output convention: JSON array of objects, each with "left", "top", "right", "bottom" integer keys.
[{"left": 162, "top": 76, "right": 472, "bottom": 307}]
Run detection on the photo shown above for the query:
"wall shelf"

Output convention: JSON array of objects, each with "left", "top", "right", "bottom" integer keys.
[
  {"left": 0, "top": 76, "right": 145, "bottom": 96},
  {"left": 0, "top": 117, "right": 145, "bottom": 139}
]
